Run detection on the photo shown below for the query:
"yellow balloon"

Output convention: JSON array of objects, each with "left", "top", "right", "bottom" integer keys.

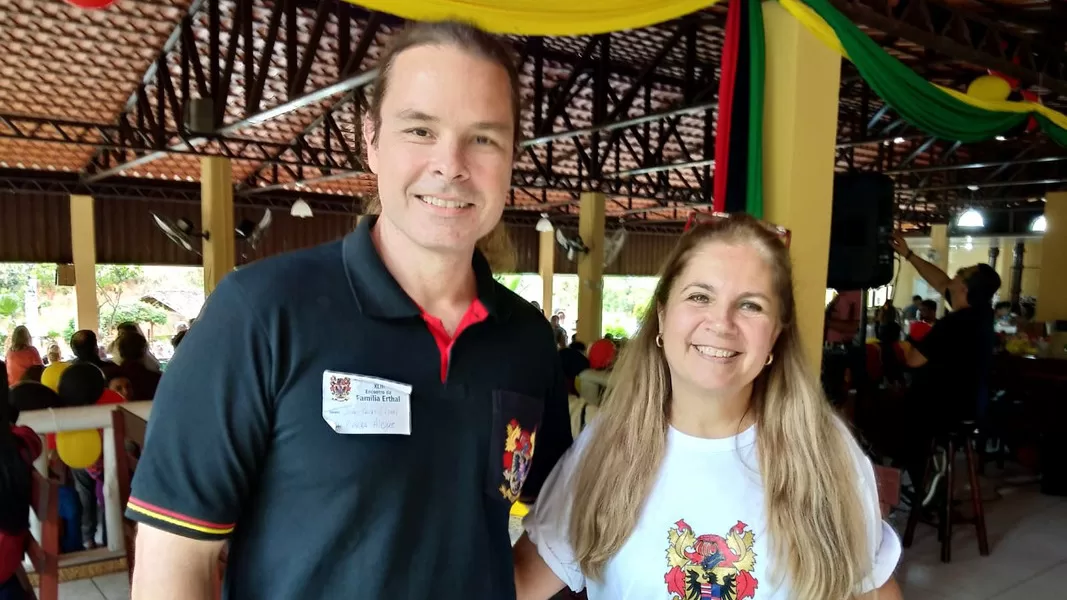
[
  {"left": 56, "top": 430, "right": 102, "bottom": 469},
  {"left": 40, "top": 361, "right": 70, "bottom": 392},
  {"left": 967, "top": 75, "right": 1012, "bottom": 102}
]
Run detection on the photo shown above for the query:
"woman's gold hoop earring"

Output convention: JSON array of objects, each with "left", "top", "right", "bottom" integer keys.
[
  {"left": 655, "top": 334, "right": 664, "bottom": 348},
  {"left": 765, "top": 353, "right": 774, "bottom": 367}
]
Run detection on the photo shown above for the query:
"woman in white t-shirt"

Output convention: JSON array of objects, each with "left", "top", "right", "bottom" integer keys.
[{"left": 514, "top": 214, "right": 902, "bottom": 600}]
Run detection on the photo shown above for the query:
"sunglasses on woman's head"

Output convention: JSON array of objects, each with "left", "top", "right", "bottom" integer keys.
[{"left": 683, "top": 211, "right": 792, "bottom": 248}]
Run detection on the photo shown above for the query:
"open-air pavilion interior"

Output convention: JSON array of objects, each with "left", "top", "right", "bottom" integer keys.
[{"left": 2, "top": 1, "right": 1067, "bottom": 599}]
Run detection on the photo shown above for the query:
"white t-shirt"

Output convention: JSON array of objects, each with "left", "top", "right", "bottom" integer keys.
[{"left": 524, "top": 421, "right": 901, "bottom": 599}]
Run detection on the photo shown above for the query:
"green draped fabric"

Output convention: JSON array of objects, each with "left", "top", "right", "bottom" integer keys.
[
  {"left": 746, "top": 0, "right": 766, "bottom": 218},
  {"left": 801, "top": 0, "right": 1067, "bottom": 145}
]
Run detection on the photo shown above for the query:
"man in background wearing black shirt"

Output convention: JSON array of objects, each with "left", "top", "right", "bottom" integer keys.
[{"left": 890, "top": 233, "right": 1000, "bottom": 490}]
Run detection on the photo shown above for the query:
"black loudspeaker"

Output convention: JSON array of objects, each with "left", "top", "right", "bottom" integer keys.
[{"left": 827, "top": 172, "right": 895, "bottom": 290}]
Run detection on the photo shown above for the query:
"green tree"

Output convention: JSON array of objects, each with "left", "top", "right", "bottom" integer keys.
[
  {"left": 0, "top": 294, "right": 19, "bottom": 318},
  {"left": 96, "top": 265, "right": 145, "bottom": 331},
  {"left": 100, "top": 302, "right": 168, "bottom": 333}
]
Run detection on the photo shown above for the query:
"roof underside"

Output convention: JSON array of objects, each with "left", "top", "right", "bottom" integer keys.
[{"left": 0, "top": 0, "right": 1065, "bottom": 231}]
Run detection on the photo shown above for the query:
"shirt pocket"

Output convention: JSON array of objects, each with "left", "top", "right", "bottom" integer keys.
[{"left": 485, "top": 390, "right": 544, "bottom": 504}]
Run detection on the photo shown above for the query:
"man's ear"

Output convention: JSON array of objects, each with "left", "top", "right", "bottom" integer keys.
[{"left": 363, "top": 115, "right": 379, "bottom": 175}]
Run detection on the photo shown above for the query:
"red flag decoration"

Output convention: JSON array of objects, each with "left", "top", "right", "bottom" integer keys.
[
  {"left": 65, "top": 0, "right": 118, "bottom": 9},
  {"left": 711, "top": 0, "right": 764, "bottom": 217},
  {"left": 712, "top": 0, "right": 743, "bottom": 212}
]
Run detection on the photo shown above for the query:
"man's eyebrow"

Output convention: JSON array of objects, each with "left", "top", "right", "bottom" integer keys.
[
  {"left": 396, "top": 109, "right": 438, "bottom": 122},
  {"left": 471, "top": 121, "right": 512, "bottom": 133}
]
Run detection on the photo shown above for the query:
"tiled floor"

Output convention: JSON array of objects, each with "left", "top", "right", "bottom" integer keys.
[
  {"left": 52, "top": 481, "right": 1067, "bottom": 599},
  {"left": 896, "top": 481, "right": 1067, "bottom": 600}
]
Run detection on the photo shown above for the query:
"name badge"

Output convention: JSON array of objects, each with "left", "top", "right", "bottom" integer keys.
[{"left": 321, "top": 370, "right": 412, "bottom": 435}]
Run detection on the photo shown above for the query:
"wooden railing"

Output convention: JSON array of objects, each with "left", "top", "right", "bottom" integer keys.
[{"left": 16, "top": 401, "right": 153, "bottom": 555}]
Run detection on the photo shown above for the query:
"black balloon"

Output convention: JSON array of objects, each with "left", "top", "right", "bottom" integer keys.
[
  {"left": 57, "top": 362, "right": 106, "bottom": 407},
  {"left": 9, "top": 382, "right": 63, "bottom": 417}
]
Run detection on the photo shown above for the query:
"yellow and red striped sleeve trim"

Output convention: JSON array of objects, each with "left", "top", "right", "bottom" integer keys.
[{"left": 127, "top": 497, "right": 236, "bottom": 536}]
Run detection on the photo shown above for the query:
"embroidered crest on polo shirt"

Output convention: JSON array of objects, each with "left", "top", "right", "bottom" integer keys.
[
  {"left": 665, "top": 519, "right": 758, "bottom": 600},
  {"left": 499, "top": 419, "right": 536, "bottom": 502}
]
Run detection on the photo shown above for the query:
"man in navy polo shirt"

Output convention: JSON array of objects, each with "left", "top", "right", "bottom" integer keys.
[{"left": 127, "top": 21, "right": 571, "bottom": 599}]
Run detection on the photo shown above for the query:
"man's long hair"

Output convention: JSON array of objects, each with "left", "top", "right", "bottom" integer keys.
[{"left": 568, "top": 214, "right": 875, "bottom": 598}]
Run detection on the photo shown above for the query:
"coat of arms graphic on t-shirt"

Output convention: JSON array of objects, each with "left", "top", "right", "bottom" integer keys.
[{"left": 664, "top": 519, "right": 758, "bottom": 600}]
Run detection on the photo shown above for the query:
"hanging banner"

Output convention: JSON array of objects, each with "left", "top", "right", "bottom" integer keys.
[{"left": 347, "top": 0, "right": 721, "bottom": 36}]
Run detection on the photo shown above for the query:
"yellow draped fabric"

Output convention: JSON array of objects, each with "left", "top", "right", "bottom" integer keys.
[
  {"left": 345, "top": 0, "right": 721, "bottom": 35},
  {"left": 778, "top": 0, "right": 1067, "bottom": 132}
]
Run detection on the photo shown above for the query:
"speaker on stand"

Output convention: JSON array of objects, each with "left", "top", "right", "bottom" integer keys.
[{"left": 827, "top": 172, "right": 896, "bottom": 291}]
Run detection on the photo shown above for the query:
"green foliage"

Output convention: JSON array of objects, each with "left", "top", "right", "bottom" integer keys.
[
  {"left": 494, "top": 274, "right": 522, "bottom": 292},
  {"left": 63, "top": 318, "right": 76, "bottom": 345},
  {"left": 100, "top": 302, "right": 168, "bottom": 333},
  {"left": 0, "top": 294, "right": 19, "bottom": 318},
  {"left": 96, "top": 265, "right": 146, "bottom": 330},
  {"left": 604, "top": 325, "right": 628, "bottom": 339}
]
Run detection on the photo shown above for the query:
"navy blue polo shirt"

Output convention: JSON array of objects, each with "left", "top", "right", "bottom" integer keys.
[{"left": 127, "top": 216, "right": 572, "bottom": 599}]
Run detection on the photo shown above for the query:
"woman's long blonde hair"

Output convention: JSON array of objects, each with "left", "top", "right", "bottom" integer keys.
[
  {"left": 7, "top": 326, "right": 32, "bottom": 352},
  {"left": 569, "top": 215, "right": 872, "bottom": 598}
]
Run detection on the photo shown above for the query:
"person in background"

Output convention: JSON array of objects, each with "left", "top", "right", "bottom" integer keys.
[
  {"left": 71, "top": 330, "right": 120, "bottom": 381},
  {"left": 5, "top": 326, "right": 42, "bottom": 386},
  {"left": 890, "top": 233, "right": 1000, "bottom": 501},
  {"left": 902, "top": 295, "right": 923, "bottom": 322},
  {"left": 0, "top": 384, "right": 43, "bottom": 600},
  {"left": 44, "top": 344, "right": 61, "bottom": 366},
  {"left": 109, "top": 323, "right": 161, "bottom": 373},
  {"left": 822, "top": 290, "right": 863, "bottom": 405},
  {"left": 531, "top": 300, "right": 542, "bottom": 314},
  {"left": 17, "top": 365, "right": 43, "bottom": 384},
  {"left": 550, "top": 314, "right": 567, "bottom": 346},
  {"left": 908, "top": 299, "right": 938, "bottom": 342},
  {"left": 515, "top": 215, "right": 901, "bottom": 600},
  {"left": 116, "top": 333, "right": 161, "bottom": 402},
  {"left": 558, "top": 341, "right": 589, "bottom": 397}
]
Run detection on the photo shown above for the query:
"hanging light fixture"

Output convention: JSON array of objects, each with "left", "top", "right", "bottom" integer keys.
[
  {"left": 1030, "top": 214, "right": 1047, "bottom": 233},
  {"left": 290, "top": 199, "right": 313, "bottom": 218},
  {"left": 956, "top": 208, "right": 985, "bottom": 229},
  {"left": 535, "top": 213, "right": 554, "bottom": 232}
]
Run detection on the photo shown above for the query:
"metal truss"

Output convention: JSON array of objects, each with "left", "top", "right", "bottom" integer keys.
[
  {"left": 65, "top": 0, "right": 722, "bottom": 209},
  {"left": 81, "top": 0, "right": 380, "bottom": 183},
  {"left": 0, "top": 169, "right": 360, "bottom": 216}
]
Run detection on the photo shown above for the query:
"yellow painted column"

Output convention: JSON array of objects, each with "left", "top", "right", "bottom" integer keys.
[
  {"left": 929, "top": 224, "right": 949, "bottom": 315},
  {"left": 70, "top": 194, "right": 99, "bottom": 333},
  {"left": 576, "top": 191, "right": 605, "bottom": 344},
  {"left": 1037, "top": 192, "right": 1067, "bottom": 321},
  {"left": 538, "top": 229, "right": 555, "bottom": 318},
  {"left": 995, "top": 237, "right": 1012, "bottom": 295},
  {"left": 201, "top": 157, "right": 235, "bottom": 295},
  {"left": 761, "top": 2, "right": 841, "bottom": 372}
]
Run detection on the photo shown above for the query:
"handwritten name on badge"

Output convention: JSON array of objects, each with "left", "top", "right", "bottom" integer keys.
[{"left": 321, "top": 370, "right": 412, "bottom": 435}]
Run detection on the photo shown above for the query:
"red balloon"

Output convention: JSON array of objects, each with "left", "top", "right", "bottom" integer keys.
[
  {"left": 65, "top": 0, "right": 119, "bottom": 9},
  {"left": 96, "top": 388, "right": 126, "bottom": 406}
]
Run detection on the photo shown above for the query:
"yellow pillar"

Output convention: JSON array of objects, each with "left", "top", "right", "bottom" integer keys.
[
  {"left": 929, "top": 224, "right": 949, "bottom": 315},
  {"left": 576, "top": 191, "right": 605, "bottom": 344},
  {"left": 70, "top": 194, "right": 99, "bottom": 333},
  {"left": 761, "top": 2, "right": 841, "bottom": 372},
  {"left": 201, "top": 157, "right": 235, "bottom": 295},
  {"left": 1037, "top": 192, "right": 1067, "bottom": 321},
  {"left": 538, "top": 229, "right": 555, "bottom": 318}
]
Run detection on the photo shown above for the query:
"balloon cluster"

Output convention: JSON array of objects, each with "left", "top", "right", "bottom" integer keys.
[
  {"left": 22, "top": 361, "right": 124, "bottom": 468},
  {"left": 966, "top": 61, "right": 1040, "bottom": 135}
]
